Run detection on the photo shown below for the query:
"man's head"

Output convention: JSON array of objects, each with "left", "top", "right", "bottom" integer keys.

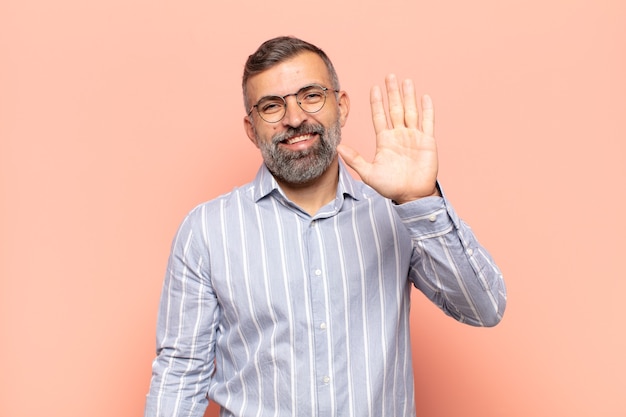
[
  {"left": 242, "top": 36, "right": 340, "bottom": 111},
  {"left": 242, "top": 36, "right": 349, "bottom": 186}
]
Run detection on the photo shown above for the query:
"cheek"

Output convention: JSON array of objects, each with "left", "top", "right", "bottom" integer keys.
[{"left": 253, "top": 125, "right": 277, "bottom": 146}]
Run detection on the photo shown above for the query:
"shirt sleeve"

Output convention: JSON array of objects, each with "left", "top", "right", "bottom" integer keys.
[
  {"left": 394, "top": 187, "right": 507, "bottom": 327},
  {"left": 145, "top": 208, "right": 219, "bottom": 417}
]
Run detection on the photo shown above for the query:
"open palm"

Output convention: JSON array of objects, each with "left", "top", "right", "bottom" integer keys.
[{"left": 338, "top": 74, "right": 439, "bottom": 204}]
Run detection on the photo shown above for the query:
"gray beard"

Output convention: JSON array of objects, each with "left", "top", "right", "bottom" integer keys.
[{"left": 256, "top": 120, "right": 342, "bottom": 185}]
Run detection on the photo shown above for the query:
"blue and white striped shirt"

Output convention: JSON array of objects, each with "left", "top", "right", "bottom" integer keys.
[{"left": 145, "top": 162, "right": 506, "bottom": 417}]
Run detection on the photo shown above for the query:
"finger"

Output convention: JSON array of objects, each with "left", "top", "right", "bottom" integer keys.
[
  {"left": 385, "top": 74, "right": 405, "bottom": 128},
  {"left": 402, "top": 79, "right": 418, "bottom": 129},
  {"left": 421, "top": 94, "right": 435, "bottom": 137},
  {"left": 337, "top": 144, "right": 372, "bottom": 180},
  {"left": 370, "top": 85, "right": 388, "bottom": 134}
]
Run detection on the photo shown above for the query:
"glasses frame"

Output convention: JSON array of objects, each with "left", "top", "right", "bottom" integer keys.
[{"left": 247, "top": 84, "right": 339, "bottom": 123}]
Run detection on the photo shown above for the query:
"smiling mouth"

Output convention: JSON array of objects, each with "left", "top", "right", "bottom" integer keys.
[{"left": 282, "top": 133, "right": 316, "bottom": 145}]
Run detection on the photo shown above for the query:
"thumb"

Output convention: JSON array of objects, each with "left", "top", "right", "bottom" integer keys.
[{"left": 337, "top": 144, "right": 371, "bottom": 179}]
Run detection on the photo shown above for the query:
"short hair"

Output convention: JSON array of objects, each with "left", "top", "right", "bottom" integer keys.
[{"left": 242, "top": 36, "right": 340, "bottom": 110}]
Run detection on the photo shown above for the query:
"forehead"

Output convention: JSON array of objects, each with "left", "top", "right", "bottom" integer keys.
[{"left": 246, "top": 52, "right": 332, "bottom": 101}]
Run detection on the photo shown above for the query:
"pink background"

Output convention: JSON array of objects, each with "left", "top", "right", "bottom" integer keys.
[{"left": 1, "top": 0, "right": 625, "bottom": 416}]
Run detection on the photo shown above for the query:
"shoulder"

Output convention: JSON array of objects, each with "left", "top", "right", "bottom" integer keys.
[
  {"left": 189, "top": 182, "right": 255, "bottom": 219},
  {"left": 173, "top": 181, "right": 254, "bottom": 234}
]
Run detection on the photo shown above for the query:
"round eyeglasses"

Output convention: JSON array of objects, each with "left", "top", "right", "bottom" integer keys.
[{"left": 247, "top": 84, "right": 339, "bottom": 123}]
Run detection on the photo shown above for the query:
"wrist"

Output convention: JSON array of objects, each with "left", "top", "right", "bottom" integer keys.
[{"left": 393, "top": 184, "right": 440, "bottom": 205}]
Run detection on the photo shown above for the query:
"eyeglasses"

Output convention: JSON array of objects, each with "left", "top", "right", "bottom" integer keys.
[{"left": 247, "top": 84, "right": 339, "bottom": 123}]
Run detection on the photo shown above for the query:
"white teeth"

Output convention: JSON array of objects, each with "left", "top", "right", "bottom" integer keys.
[{"left": 285, "top": 134, "right": 312, "bottom": 145}]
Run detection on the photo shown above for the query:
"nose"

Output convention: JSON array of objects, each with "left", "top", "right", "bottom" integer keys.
[{"left": 281, "top": 95, "right": 308, "bottom": 128}]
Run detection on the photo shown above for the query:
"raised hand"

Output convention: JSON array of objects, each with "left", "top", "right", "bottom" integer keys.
[{"left": 337, "top": 74, "right": 439, "bottom": 204}]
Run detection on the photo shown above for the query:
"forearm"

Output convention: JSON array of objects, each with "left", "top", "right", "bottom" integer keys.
[
  {"left": 145, "top": 342, "right": 214, "bottom": 416},
  {"left": 396, "top": 191, "right": 506, "bottom": 326}
]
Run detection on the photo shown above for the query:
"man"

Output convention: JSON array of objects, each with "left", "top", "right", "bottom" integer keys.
[{"left": 145, "top": 36, "right": 506, "bottom": 417}]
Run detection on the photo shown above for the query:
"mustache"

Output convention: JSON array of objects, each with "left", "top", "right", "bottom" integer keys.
[{"left": 271, "top": 124, "right": 325, "bottom": 145}]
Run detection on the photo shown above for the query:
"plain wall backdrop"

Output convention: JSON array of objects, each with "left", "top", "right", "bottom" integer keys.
[{"left": 1, "top": 0, "right": 625, "bottom": 416}]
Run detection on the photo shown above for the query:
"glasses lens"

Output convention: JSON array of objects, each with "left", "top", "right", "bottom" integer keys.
[
  {"left": 297, "top": 85, "right": 327, "bottom": 113},
  {"left": 257, "top": 96, "right": 286, "bottom": 123},
  {"left": 254, "top": 85, "right": 329, "bottom": 123}
]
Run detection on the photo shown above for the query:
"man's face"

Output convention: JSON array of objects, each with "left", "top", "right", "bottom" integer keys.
[{"left": 244, "top": 52, "right": 349, "bottom": 185}]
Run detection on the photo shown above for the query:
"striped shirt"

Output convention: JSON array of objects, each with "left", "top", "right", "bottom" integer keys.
[{"left": 145, "top": 162, "right": 506, "bottom": 417}]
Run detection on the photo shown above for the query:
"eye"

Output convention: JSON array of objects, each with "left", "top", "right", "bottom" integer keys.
[
  {"left": 300, "top": 88, "right": 324, "bottom": 103},
  {"left": 259, "top": 98, "right": 284, "bottom": 114},
  {"left": 303, "top": 92, "right": 323, "bottom": 102}
]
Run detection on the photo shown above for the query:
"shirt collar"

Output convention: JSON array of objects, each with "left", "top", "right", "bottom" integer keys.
[{"left": 252, "top": 160, "right": 364, "bottom": 204}]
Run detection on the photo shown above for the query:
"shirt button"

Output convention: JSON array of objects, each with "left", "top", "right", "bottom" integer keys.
[
  {"left": 467, "top": 248, "right": 474, "bottom": 256},
  {"left": 428, "top": 214, "right": 437, "bottom": 222},
  {"left": 322, "top": 376, "right": 330, "bottom": 384},
  {"left": 320, "top": 322, "right": 327, "bottom": 330},
  {"left": 314, "top": 269, "right": 322, "bottom": 276}
]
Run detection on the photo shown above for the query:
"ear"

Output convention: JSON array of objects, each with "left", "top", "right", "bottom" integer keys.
[
  {"left": 244, "top": 115, "right": 259, "bottom": 148},
  {"left": 336, "top": 90, "right": 350, "bottom": 127}
]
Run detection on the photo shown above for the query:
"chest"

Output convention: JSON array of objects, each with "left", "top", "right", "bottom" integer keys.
[{"left": 204, "top": 200, "right": 413, "bottom": 328}]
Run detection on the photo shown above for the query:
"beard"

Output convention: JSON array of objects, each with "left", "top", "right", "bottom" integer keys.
[{"left": 256, "top": 119, "right": 342, "bottom": 185}]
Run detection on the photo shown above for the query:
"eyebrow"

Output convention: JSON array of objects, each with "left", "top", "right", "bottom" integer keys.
[{"left": 257, "top": 84, "right": 323, "bottom": 100}]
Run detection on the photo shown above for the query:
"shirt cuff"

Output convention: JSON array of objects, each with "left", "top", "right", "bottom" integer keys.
[{"left": 392, "top": 185, "right": 461, "bottom": 240}]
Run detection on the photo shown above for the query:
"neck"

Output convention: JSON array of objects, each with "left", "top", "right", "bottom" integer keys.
[{"left": 276, "top": 158, "right": 340, "bottom": 216}]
